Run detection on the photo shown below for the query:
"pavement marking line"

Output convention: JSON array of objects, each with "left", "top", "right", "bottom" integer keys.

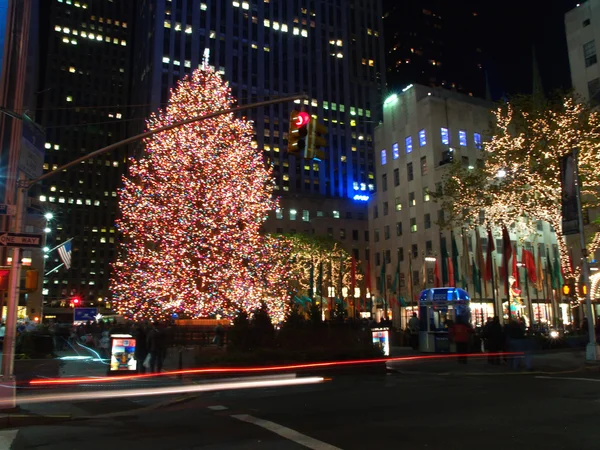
[
  {"left": 232, "top": 414, "right": 342, "bottom": 450},
  {"left": 207, "top": 405, "right": 228, "bottom": 411},
  {"left": 0, "top": 429, "right": 18, "bottom": 450},
  {"left": 536, "top": 376, "right": 600, "bottom": 382}
]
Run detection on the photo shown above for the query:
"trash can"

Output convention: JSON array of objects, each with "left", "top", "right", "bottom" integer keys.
[{"left": 372, "top": 328, "right": 390, "bottom": 356}]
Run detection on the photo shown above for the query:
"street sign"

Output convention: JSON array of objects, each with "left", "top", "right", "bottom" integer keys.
[
  {"left": 0, "top": 232, "right": 43, "bottom": 248},
  {"left": 74, "top": 307, "right": 98, "bottom": 323},
  {"left": 0, "top": 204, "right": 15, "bottom": 216}
]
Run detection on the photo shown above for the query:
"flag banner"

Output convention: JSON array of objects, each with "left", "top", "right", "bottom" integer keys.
[
  {"left": 522, "top": 249, "right": 537, "bottom": 284},
  {"left": 380, "top": 257, "right": 386, "bottom": 294},
  {"left": 512, "top": 244, "right": 519, "bottom": 288},
  {"left": 535, "top": 248, "right": 544, "bottom": 292},
  {"left": 451, "top": 231, "right": 460, "bottom": 287},
  {"left": 501, "top": 226, "right": 512, "bottom": 294},
  {"left": 475, "top": 229, "right": 487, "bottom": 297},
  {"left": 441, "top": 238, "right": 449, "bottom": 286},
  {"left": 472, "top": 257, "right": 482, "bottom": 295},
  {"left": 485, "top": 228, "right": 495, "bottom": 282},
  {"left": 58, "top": 240, "right": 72, "bottom": 270},
  {"left": 434, "top": 258, "right": 441, "bottom": 287}
]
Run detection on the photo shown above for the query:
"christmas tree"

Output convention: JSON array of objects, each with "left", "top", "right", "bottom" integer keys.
[{"left": 111, "top": 67, "right": 289, "bottom": 321}]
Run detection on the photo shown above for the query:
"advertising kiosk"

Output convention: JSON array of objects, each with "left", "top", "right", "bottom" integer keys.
[
  {"left": 108, "top": 334, "right": 137, "bottom": 375},
  {"left": 418, "top": 288, "right": 471, "bottom": 353}
]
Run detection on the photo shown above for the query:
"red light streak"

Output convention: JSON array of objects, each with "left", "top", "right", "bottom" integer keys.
[{"left": 29, "top": 352, "right": 523, "bottom": 387}]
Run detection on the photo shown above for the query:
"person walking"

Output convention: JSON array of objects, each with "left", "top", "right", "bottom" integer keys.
[
  {"left": 450, "top": 317, "right": 473, "bottom": 364},
  {"left": 135, "top": 324, "right": 148, "bottom": 374},
  {"left": 147, "top": 322, "right": 166, "bottom": 373},
  {"left": 408, "top": 313, "right": 420, "bottom": 350},
  {"left": 483, "top": 317, "right": 503, "bottom": 365}
]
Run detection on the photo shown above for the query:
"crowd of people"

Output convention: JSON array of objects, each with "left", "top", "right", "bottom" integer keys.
[{"left": 45, "top": 319, "right": 173, "bottom": 374}]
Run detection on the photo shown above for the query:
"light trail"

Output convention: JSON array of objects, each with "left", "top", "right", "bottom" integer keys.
[
  {"left": 17, "top": 375, "right": 325, "bottom": 405},
  {"left": 29, "top": 352, "right": 523, "bottom": 386}
]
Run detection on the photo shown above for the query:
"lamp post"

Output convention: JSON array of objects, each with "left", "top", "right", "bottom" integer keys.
[{"left": 0, "top": 93, "right": 308, "bottom": 409}]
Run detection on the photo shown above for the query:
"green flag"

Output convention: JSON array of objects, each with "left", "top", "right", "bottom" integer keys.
[
  {"left": 554, "top": 257, "right": 563, "bottom": 287},
  {"left": 391, "top": 259, "right": 399, "bottom": 293},
  {"left": 441, "top": 239, "right": 449, "bottom": 286},
  {"left": 451, "top": 231, "right": 461, "bottom": 286},
  {"left": 547, "top": 249, "right": 557, "bottom": 290},
  {"left": 380, "top": 257, "right": 386, "bottom": 294},
  {"left": 472, "top": 257, "right": 482, "bottom": 295}
]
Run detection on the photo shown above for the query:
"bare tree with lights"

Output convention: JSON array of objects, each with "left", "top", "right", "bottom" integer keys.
[{"left": 436, "top": 94, "right": 600, "bottom": 283}]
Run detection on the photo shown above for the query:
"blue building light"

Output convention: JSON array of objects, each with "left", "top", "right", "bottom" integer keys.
[{"left": 353, "top": 194, "right": 370, "bottom": 202}]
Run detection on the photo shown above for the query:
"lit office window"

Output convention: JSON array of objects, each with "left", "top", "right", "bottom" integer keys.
[
  {"left": 381, "top": 149, "right": 387, "bottom": 165},
  {"left": 459, "top": 130, "right": 467, "bottom": 146},
  {"left": 405, "top": 136, "right": 413, "bottom": 154},
  {"left": 441, "top": 127, "right": 449, "bottom": 145},
  {"left": 419, "top": 129, "right": 426, "bottom": 147},
  {"left": 474, "top": 132, "right": 482, "bottom": 149},
  {"left": 392, "top": 142, "right": 399, "bottom": 159}
]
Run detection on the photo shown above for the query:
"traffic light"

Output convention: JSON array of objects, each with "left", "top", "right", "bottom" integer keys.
[
  {"left": 25, "top": 270, "right": 38, "bottom": 292},
  {"left": 288, "top": 110, "right": 310, "bottom": 156},
  {"left": 305, "top": 118, "right": 328, "bottom": 160},
  {"left": 72, "top": 296, "right": 81, "bottom": 307}
]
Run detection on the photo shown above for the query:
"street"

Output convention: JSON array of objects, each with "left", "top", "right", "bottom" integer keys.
[{"left": 4, "top": 361, "right": 600, "bottom": 450}]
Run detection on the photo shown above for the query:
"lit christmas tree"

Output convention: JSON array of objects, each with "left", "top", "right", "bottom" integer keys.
[{"left": 111, "top": 67, "right": 289, "bottom": 321}]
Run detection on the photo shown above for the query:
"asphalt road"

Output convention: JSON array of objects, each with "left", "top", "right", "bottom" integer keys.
[{"left": 5, "top": 368, "right": 600, "bottom": 450}]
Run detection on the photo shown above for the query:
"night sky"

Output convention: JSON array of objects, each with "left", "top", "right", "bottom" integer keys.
[{"left": 480, "top": 0, "right": 579, "bottom": 99}]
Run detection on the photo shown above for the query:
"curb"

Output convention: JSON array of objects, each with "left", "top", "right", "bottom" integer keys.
[
  {"left": 0, "top": 413, "right": 72, "bottom": 429},
  {"left": 387, "top": 366, "right": 588, "bottom": 376}
]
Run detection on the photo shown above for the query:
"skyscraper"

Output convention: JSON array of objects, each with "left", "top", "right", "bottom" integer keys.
[
  {"left": 383, "top": 0, "right": 485, "bottom": 98},
  {"left": 34, "top": 0, "right": 134, "bottom": 307},
  {"left": 132, "top": 0, "right": 385, "bottom": 266}
]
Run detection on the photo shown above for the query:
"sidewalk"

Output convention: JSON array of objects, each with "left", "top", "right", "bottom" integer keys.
[{"left": 386, "top": 347, "right": 597, "bottom": 375}]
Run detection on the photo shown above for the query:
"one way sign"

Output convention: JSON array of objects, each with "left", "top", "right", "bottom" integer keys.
[{"left": 0, "top": 232, "right": 43, "bottom": 248}]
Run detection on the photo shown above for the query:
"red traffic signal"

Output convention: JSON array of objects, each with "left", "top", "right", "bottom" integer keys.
[
  {"left": 72, "top": 297, "right": 81, "bottom": 305},
  {"left": 294, "top": 111, "right": 310, "bottom": 128}
]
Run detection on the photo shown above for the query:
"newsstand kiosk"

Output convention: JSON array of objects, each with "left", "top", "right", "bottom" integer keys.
[
  {"left": 108, "top": 333, "right": 137, "bottom": 375},
  {"left": 418, "top": 288, "right": 471, "bottom": 353}
]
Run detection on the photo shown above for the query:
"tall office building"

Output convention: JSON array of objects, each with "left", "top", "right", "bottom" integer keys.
[
  {"left": 383, "top": 0, "right": 485, "bottom": 98},
  {"left": 132, "top": 0, "right": 385, "bottom": 267},
  {"left": 34, "top": 0, "right": 134, "bottom": 308},
  {"left": 370, "top": 85, "right": 564, "bottom": 329},
  {"left": 566, "top": 1, "right": 600, "bottom": 104}
]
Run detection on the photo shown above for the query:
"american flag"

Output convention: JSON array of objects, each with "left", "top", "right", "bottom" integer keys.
[{"left": 57, "top": 240, "right": 72, "bottom": 270}]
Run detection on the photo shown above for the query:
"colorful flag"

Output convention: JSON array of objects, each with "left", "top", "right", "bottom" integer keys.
[
  {"left": 380, "top": 257, "right": 386, "bottom": 294},
  {"left": 391, "top": 257, "right": 400, "bottom": 293},
  {"left": 451, "top": 231, "right": 460, "bottom": 288},
  {"left": 472, "top": 257, "right": 482, "bottom": 295},
  {"left": 535, "top": 248, "right": 544, "bottom": 292},
  {"left": 350, "top": 256, "right": 356, "bottom": 293},
  {"left": 57, "top": 240, "right": 72, "bottom": 270},
  {"left": 434, "top": 258, "right": 441, "bottom": 287},
  {"left": 462, "top": 229, "right": 472, "bottom": 287},
  {"left": 441, "top": 239, "right": 449, "bottom": 286},
  {"left": 475, "top": 229, "right": 487, "bottom": 297},
  {"left": 421, "top": 261, "right": 427, "bottom": 290},
  {"left": 512, "top": 244, "right": 519, "bottom": 288},
  {"left": 547, "top": 248, "right": 556, "bottom": 290},
  {"left": 365, "top": 260, "right": 372, "bottom": 294},
  {"left": 522, "top": 249, "right": 537, "bottom": 284},
  {"left": 485, "top": 228, "right": 495, "bottom": 282},
  {"left": 501, "top": 226, "right": 512, "bottom": 294}
]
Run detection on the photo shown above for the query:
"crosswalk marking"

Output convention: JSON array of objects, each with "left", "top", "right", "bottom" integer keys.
[{"left": 232, "top": 413, "right": 341, "bottom": 450}]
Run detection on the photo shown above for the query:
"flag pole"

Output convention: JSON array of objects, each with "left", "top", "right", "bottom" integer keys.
[
  {"left": 44, "top": 263, "right": 64, "bottom": 277},
  {"left": 46, "top": 237, "right": 74, "bottom": 254}
]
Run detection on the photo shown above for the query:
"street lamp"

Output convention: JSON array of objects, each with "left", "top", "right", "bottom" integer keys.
[{"left": 43, "top": 212, "right": 53, "bottom": 220}]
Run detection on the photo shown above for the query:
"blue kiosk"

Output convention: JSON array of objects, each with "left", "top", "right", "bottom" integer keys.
[{"left": 418, "top": 288, "right": 471, "bottom": 353}]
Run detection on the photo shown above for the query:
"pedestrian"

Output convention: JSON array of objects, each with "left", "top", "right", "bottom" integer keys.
[
  {"left": 408, "top": 312, "right": 420, "bottom": 350},
  {"left": 99, "top": 330, "right": 110, "bottom": 359},
  {"left": 213, "top": 323, "right": 225, "bottom": 347},
  {"left": 450, "top": 316, "right": 473, "bottom": 364},
  {"left": 147, "top": 322, "right": 166, "bottom": 373},
  {"left": 135, "top": 324, "right": 148, "bottom": 374},
  {"left": 505, "top": 319, "right": 529, "bottom": 370},
  {"left": 485, "top": 317, "right": 503, "bottom": 365}
]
